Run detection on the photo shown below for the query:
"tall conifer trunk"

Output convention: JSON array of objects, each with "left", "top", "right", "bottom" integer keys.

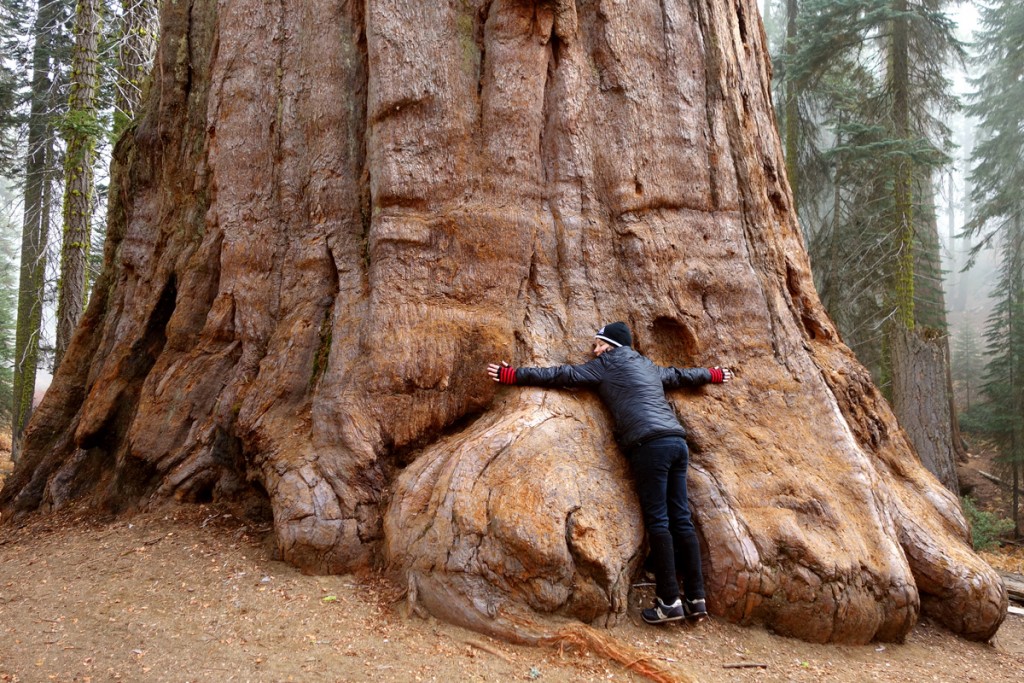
[
  {"left": 54, "top": 0, "right": 103, "bottom": 370},
  {"left": 890, "top": 0, "right": 914, "bottom": 330},
  {"left": 11, "top": 1, "right": 61, "bottom": 459},
  {"left": 784, "top": 0, "right": 799, "bottom": 208},
  {"left": 1012, "top": 214, "right": 1023, "bottom": 536}
]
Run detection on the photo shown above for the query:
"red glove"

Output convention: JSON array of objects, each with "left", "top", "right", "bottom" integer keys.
[
  {"left": 488, "top": 362, "right": 517, "bottom": 384},
  {"left": 708, "top": 367, "right": 733, "bottom": 383}
]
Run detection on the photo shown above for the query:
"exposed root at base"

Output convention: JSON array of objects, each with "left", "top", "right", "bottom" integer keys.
[
  {"left": 404, "top": 570, "right": 694, "bottom": 683},
  {"left": 541, "top": 622, "right": 695, "bottom": 683}
]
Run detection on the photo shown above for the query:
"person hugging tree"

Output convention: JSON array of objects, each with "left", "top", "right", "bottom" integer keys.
[{"left": 487, "top": 321, "right": 733, "bottom": 624}]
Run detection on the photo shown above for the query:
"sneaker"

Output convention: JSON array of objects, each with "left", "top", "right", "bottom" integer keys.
[
  {"left": 641, "top": 597, "right": 684, "bottom": 624},
  {"left": 684, "top": 597, "right": 707, "bottom": 621}
]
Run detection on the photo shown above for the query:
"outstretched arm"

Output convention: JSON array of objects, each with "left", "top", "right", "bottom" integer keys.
[
  {"left": 659, "top": 365, "right": 734, "bottom": 389},
  {"left": 487, "top": 358, "right": 605, "bottom": 387}
]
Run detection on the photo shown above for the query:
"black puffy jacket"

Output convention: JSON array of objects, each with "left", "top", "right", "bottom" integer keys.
[{"left": 514, "top": 346, "right": 714, "bottom": 450}]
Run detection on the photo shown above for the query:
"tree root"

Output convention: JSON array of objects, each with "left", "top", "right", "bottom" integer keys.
[
  {"left": 405, "top": 570, "right": 694, "bottom": 683},
  {"left": 540, "top": 622, "right": 695, "bottom": 683}
]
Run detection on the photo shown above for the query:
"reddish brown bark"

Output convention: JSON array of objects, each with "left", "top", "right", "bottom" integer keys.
[{"left": 0, "top": 0, "right": 1005, "bottom": 644}]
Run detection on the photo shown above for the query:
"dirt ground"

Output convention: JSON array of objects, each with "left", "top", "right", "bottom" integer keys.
[
  {"left": 0, "top": 504, "right": 1019, "bottom": 683},
  {"left": 1, "top": 442, "right": 1023, "bottom": 683}
]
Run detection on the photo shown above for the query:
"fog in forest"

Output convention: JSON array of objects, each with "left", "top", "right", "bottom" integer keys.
[
  {"left": 926, "top": 1, "right": 999, "bottom": 415},
  {"left": 761, "top": 0, "right": 1017, "bottom": 422}
]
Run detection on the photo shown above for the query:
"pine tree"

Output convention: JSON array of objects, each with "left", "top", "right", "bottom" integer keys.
[
  {"left": 0, "top": 0, "right": 28, "bottom": 176},
  {"left": 974, "top": 225, "right": 1024, "bottom": 535},
  {"left": 964, "top": 0, "right": 1024, "bottom": 258},
  {"left": 0, "top": 197, "right": 18, "bottom": 429},
  {"left": 775, "top": 0, "right": 964, "bottom": 489},
  {"left": 780, "top": 0, "right": 962, "bottom": 383},
  {"left": 965, "top": 0, "right": 1024, "bottom": 535},
  {"left": 11, "top": 0, "right": 73, "bottom": 458},
  {"left": 952, "top": 315, "right": 983, "bottom": 413},
  {"left": 53, "top": 0, "right": 103, "bottom": 370}
]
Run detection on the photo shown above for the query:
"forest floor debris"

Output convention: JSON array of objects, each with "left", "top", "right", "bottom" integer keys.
[
  {"left": 1, "top": 436, "right": 1023, "bottom": 681},
  {"left": 0, "top": 503, "right": 1021, "bottom": 683}
]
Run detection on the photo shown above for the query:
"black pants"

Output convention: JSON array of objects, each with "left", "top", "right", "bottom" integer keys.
[{"left": 631, "top": 435, "right": 705, "bottom": 604}]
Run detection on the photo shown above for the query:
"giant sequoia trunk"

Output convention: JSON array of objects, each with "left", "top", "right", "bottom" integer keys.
[{"left": 0, "top": 0, "right": 1006, "bottom": 644}]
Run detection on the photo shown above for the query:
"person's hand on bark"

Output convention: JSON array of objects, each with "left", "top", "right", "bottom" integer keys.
[{"left": 487, "top": 361, "right": 516, "bottom": 384}]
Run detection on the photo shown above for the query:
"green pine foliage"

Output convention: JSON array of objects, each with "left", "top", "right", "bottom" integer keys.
[
  {"left": 775, "top": 0, "right": 962, "bottom": 384},
  {"left": 0, "top": 0, "right": 29, "bottom": 177},
  {"left": 913, "top": 178, "right": 948, "bottom": 332},
  {"left": 964, "top": 0, "right": 1024, "bottom": 535},
  {"left": 952, "top": 316, "right": 984, "bottom": 412},
  {"left": 964, "top": 0, "right": 1024, "bottom": 258},
  {"left": 961, "top": 496, "right": 1014, "bottom": 551}
]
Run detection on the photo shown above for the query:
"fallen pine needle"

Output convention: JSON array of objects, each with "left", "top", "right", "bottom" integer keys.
[{"left": 542, "top": 623, "right": 696, "bottom": 683}]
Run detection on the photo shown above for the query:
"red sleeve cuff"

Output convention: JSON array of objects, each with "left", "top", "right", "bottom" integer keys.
[
  {"left": 498, "top": 366, "right": 517, "bottom": 384},
  {"left": 708, "top": 367, "right": 724, "bottom": 383}
]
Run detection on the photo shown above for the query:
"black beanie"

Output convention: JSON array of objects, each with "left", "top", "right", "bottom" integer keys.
[{"left": 595, "top": 322, "right": 632, "bottom": 348}]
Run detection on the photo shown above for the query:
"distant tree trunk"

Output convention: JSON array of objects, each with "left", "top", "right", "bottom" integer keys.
[
  {"left": 946, "top": 170, "right": 956, "bottom": 293},
  {"left": 819, "top": 127, "right": 843, "bottom": 318},
  {"left": 54, "top": 0, "right": 103, "bottom": 371},
  {"left": 11, "top": 0, "right": 61, "bottom": 460},
  {"left": 881, "top": 0, "right": 964, "bottom": 494},
  {"left": 783, "top": 0, "right": 798, "bottom": 209},
  {"left": 946, "top": 345, "right": 968, "bottom": 463},
  {"left": 955, "top": 172, "right": 973, "bottom": 314},
  {"left": 897, "top": 178, "right": 963, "bottom": 483},
  {"left": 1012, "top": 215, "right": 1023, "bottom": 537},
  {"left": 891, "top": 328, "right": 958, "bottom": 493},
  {"left": 944, "top": 170, "right": 968, "bottom": 461},
  {"left": 1, "top": 0, "right": 1006, "bottom": 644}
]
